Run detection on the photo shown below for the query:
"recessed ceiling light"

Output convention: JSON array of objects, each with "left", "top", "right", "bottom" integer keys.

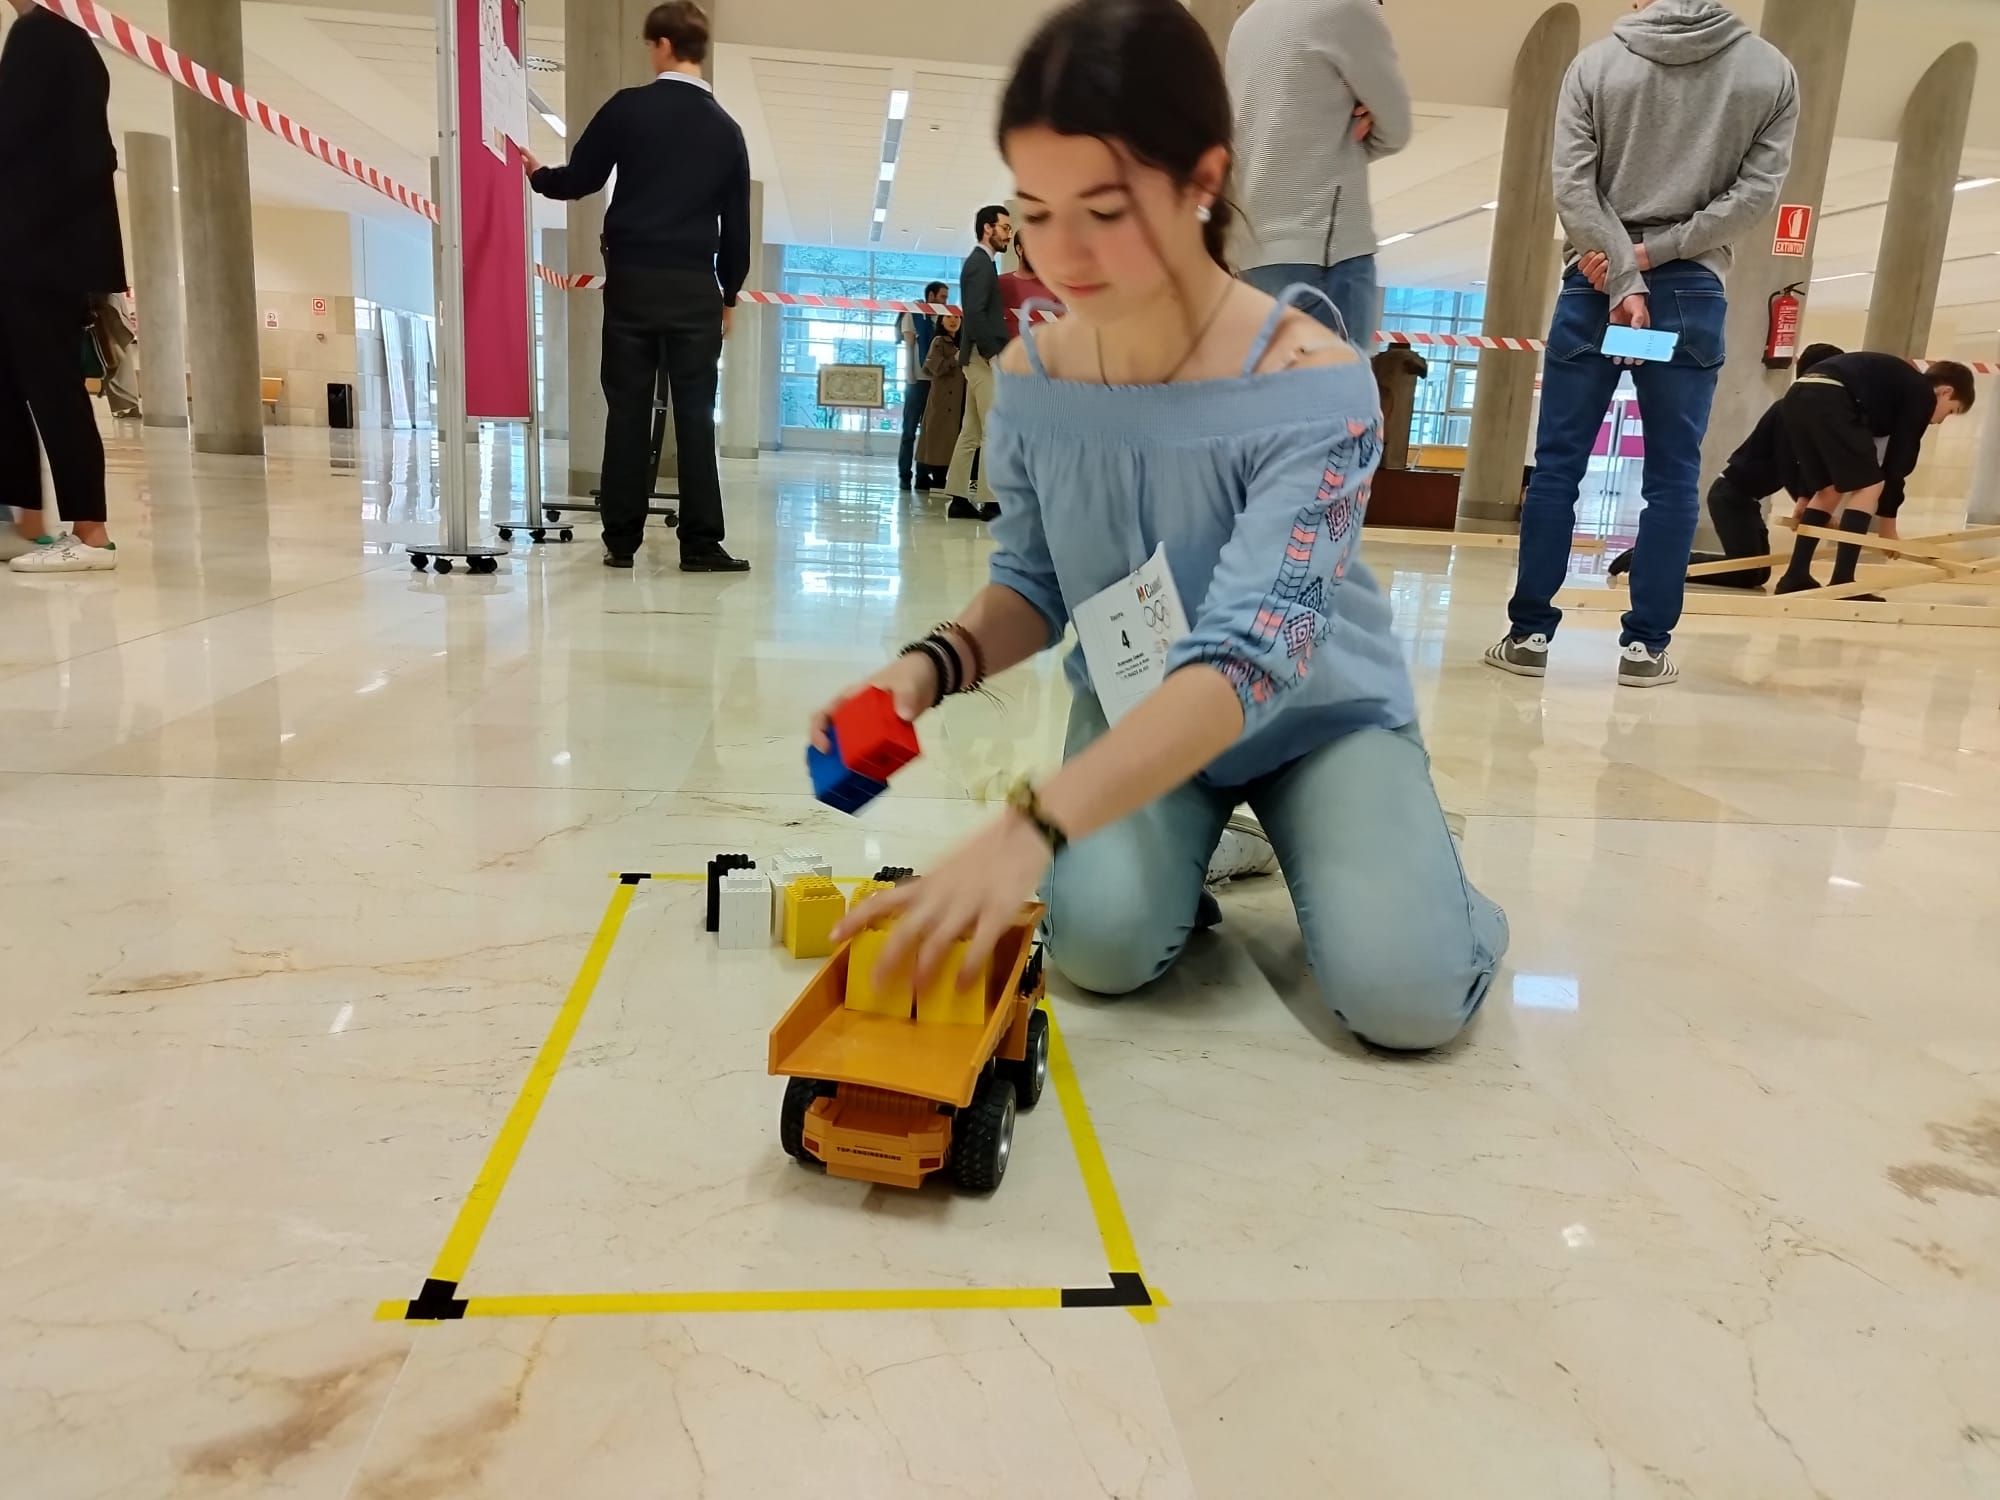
[
  {"left": 1953, "top": 176, "right": 1999, "bottom": 192},
  {"left": 1811, "top": 271, "right": 1872, "bottom": 283},
  {"left": 873, "top": 208, "right": 887, "bottom": 223},
  {"left": 888, "top": 89, "right": 910, "bottom": 121},
  {"left": 1379, "top": 232, "right": 1413, "bottom": 246},
  {"left": 539, "top": 111, "right": 566, "bottom": 139},
  {"left": 1481, "top": 200, "right": 1499, "bottom": 211},
  {"left": 879, "top": 162, "right": 896, "bottom": 182}
]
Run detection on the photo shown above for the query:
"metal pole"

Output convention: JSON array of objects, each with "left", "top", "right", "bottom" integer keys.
[
  {"left": 520, "top": 0, "right": 542, "bottom": 529},
  {"left": 434, "top": 0, "right": 471, "bottom": 553}
]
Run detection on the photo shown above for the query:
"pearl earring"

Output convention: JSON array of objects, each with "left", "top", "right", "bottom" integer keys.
[{"left": 1195, "top": 203, "right": 1213, "bottom": 224}]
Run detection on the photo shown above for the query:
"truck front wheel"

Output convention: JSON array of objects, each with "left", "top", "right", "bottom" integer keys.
[
  {"left": 781, "top": 1078, "right": 834, "bottom": 1165},
  {"left": 949, "top": 1076, "right": 1017, "bottom": 1193}
]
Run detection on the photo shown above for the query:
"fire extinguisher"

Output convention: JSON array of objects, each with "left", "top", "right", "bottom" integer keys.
[{"left": 1765, "top": 284, "right": 1804, "bottom": 369}]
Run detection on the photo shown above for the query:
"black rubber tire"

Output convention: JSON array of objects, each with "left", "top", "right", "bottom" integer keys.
[
  {"left": 474, "top": 556, "right": 499, "bottom": 575},
  {"left": 1002, "top": 1008, "right": 1049, "bottom": 1111},
  {"left": 780, "top": 1078, "right": 834, "bottom": 1166},
  {"left": 497, "top": 527, "right": 513, "bottom": 541},
  {"left": 530, "top": 528, "right": 546, "bottom": 543},
  {"left": 949, "top": 1076, "right": 1016, "bottom": 1193},
  {"left": 545, "top": 508, "right": 562, "bottom": 523},
  {"left": 559, "top": 529, "right": 574, "bottom": 542},
  {"left": 409, "top": 553, "right": 428, "bottom": 570},
  {"left": 434, "top": 557, "right": 453, "bottom": 574}
]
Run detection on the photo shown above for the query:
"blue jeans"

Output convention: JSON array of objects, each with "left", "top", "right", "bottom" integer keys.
[
  {"left": 1044, "top": 693, "right": 1509, "bottom": 1052},
  {"left": 1242, "top": 256, "right": 1379, "bottom": 350},
  {"left": 1510, "top": 263, "right": 1727, "bottom": 652},
  {"left": 897, "top": 379, "right": 929, "bottom": 482}
]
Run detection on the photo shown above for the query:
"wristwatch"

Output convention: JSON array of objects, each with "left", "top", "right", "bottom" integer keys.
[{"left": 1006, "top": 776, "right": 1069, "bottom": 854}]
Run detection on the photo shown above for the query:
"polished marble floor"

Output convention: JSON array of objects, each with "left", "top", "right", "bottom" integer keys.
[{"left": 5, "top": 425, "right": 2000, "bottom": 1499}]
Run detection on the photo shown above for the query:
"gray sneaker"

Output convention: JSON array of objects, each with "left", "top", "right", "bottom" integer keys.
[
  {"left": 1483, "top": 632, "right": 1549, "bottom": 678},
  {"left": 1617, "top": 641, "right": 1679, "bottom": 688}
]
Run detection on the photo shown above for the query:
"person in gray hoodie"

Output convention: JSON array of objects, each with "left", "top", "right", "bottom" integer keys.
[
  {"left": 1227, "top": 0, "right": 1412, "bottom": 346},
  {"left": 1485, "top": 0, "right": 1797, "bottom": 689}
]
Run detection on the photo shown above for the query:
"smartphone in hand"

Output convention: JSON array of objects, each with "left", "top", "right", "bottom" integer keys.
[{"left": 1601, "top": 326, "right": 1680, "bottom": 363}]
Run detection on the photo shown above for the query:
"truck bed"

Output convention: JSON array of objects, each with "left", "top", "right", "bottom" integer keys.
[{"left": 768, "top": 917, "right": 1039, "bottom": 1109}]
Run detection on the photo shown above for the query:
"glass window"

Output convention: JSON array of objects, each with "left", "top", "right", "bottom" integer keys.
[
  {"left": 1381, "top": 286, "right": 1487, "bottom": 452},
  {"left": 778, "top": 243, "right": 963, "bottom": 436}
]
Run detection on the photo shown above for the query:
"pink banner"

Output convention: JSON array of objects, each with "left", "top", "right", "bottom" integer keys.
[{"left": 456, "top": 0, "right": 531, "bottom": 419}]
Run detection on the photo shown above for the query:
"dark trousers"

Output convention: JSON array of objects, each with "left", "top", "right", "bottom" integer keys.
[
  {"left": 0, "top": 287, "right": 106, "bottom": 526},
  {"left": 600, "top": 267, "right": 725, "bottom": 558},
  {"left": 1699, "top": 472, "right": 1775, "bottom": 589},
  {"left": 898, "top": 379, "right": 929, "bottom": 482}
]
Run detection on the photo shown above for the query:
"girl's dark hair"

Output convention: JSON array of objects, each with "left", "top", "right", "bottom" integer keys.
[{"left": 998, "top": 0, "right": 1235, "bottom": 271}]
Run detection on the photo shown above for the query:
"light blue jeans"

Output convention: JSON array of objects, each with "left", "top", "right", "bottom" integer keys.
[
  {"left": 1242, "top": 256, "right": 1379, "bottom": 351},
  {"left": 1044, "top": 694, "right": 1509, "bottom": 1051}
]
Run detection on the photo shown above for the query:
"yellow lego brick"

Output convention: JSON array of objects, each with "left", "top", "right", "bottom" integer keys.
[
  {"left": 783, "top": 876, "right": 846, "bottom": 960},
  {"left": 847, "top": 878, "right": 897, "bottom": 908},
  {"left": 844, "top": 923, "right": 914, "bottom": 1017},
  {"left": 915, "top": 941, "right": 988, "bottom": 1026}
]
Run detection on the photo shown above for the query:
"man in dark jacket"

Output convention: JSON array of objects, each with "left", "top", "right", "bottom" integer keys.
[
  {"left": 0, "top": 0, "right": 126, "bottom": 574},
  {"left": 526, "top": 0, "right": 751, "bottom": 571},
  {"left": 943, "top": 204, "right": 1012, "bottom": 521}
]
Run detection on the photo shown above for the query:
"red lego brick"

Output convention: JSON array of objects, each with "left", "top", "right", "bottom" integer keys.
[{"left": 831, "top": 686, "right": 921, "bottom": 783}]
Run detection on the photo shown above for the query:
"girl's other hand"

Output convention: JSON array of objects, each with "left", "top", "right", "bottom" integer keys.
[{"left": 833, "top": 812, "right": 1052, "bottom": 991}]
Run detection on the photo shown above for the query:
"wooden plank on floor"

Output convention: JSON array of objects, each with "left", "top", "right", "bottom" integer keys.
[
  {"left": 1555, "top": 586, "right": 2000, "bottom": 628},
  {"left": 1363, "top": 527, "right": 1609, "bottom": 554}
]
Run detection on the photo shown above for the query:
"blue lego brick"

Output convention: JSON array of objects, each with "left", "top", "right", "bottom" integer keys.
[{"left": 808, "top": 727, "right": 889, "bottom": 815}]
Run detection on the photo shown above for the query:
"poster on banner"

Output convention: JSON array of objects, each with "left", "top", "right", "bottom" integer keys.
[
  {"left": 478, "top": 0, "right": 528, "bottom": 160},
  {"left": 456, "top": 0, "right": 533, "bottom": 418}
]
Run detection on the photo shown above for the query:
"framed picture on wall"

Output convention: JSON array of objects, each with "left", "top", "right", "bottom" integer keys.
[{"left": 816, "top": 363, "right": 886, "bottom": 410}]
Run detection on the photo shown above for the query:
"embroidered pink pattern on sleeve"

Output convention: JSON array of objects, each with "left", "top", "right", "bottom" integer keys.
[{"left": 1204, "top": 419, "right": 1380, "bottom": 712}]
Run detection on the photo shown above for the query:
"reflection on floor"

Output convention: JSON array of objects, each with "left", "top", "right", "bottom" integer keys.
[{"left": 4, "top": 426, "right": 1999, "bottom": 1498}]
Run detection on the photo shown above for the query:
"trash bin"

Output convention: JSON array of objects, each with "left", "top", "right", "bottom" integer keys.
[{"left": 327, "top": 382, "right": 355, "bottom": 430}]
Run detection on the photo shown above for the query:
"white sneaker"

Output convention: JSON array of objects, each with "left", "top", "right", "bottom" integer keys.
[
  {"left": 0, "top": 530, "right": 53, "bottom": 562},
  {"left": 1206, "top": 811, "right": 1278, "bottom": 885},
  {"left": 1617, "top": 641, "right": 1678, "bottom": 688},
  {"left": 9, "top": 533, "right": 117, "bottom": 573}
]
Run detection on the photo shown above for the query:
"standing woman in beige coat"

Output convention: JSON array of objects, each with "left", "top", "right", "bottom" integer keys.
[{"left": 914, "top": 314, "right": 967, "bottom": 490}]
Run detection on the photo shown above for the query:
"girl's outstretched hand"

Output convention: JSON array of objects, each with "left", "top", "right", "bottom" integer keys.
[{"left": 833, "top": 811, "right": 1052, "bottom": 991}]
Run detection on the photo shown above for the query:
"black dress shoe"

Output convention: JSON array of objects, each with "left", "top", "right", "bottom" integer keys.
[
  {"left": 947, "top": 497, "right": 981, "bottom": 520},
  {"left": 978, "top": 502, "right": 1001, "bottom": 523},
  {"left": 603, "top": 553, "right": 635, "bottom": 569},
  {"left": 680, "top": 548, "right": 751, "bottom": 573}
]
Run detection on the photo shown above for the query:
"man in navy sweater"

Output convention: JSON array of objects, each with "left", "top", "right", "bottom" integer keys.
[{"left": 526, "top": 1, "right": 751, "bottom": 571}]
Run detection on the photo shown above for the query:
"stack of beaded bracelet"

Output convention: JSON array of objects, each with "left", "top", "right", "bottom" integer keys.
[{"left": 899, "top": 622, "right": 988, "bottom": 707}]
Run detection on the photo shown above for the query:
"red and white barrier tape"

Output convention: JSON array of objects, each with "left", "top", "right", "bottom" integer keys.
[
  {"left": 36, "top": 0, "right": 439, "bottom": 224},
  {"left": 46, "top": 0, "right": 2000, "bottom": 375}
]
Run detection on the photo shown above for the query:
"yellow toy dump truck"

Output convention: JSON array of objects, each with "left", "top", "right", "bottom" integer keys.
[{"left": 767, "top": 903, "right": 1049, "bottom": 1192}]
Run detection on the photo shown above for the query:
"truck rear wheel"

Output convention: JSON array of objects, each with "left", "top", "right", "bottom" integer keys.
[
  {"left": 781, "top": 1078, "right": 834, "bottom": 1165},
  {"left": 949, "top": 1076, "right": 1016, "bottom": 1193},
  {"left": 1002, "top": 1008, "right": 1049, "bottom": 1111}
]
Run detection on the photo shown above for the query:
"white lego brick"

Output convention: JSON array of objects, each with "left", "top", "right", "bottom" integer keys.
[
  {"left": 769, "top": 854, "right": 826, "bottom": 933},
  {"left": 717, "top": 871, "right": 771, "bottom": 950},
  {"left": 778, "top": 846, "right": 831, "bottom": 878}
]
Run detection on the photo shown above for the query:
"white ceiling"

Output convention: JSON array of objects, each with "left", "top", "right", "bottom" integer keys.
[{"left": 8, "top": 0, "right": 1999, "bottom": 354}]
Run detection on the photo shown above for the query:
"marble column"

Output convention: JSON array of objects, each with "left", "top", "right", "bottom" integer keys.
[
  {"left": 539, "top": 228, "right": 569, "bottom": 439},
  {"left": 168, "top": 0, "right": 265, "bottom": 456},
  {"left": 1864, "top": 44, "right": 1979, "bottom": 359},
  {"left": 720, "top": 181, "right": 765, "bottom": 460},
  {"left": 125, "top": 132, "right": 190, "bottom": 431},
  {"left": 1696, "top": 0, "right": 1855, "bottom": 515},
  {"left": 1456, "top": 4, "right": 1581, "bottom": 530},
  {"left": 561, "top": 0, "right": 656, "bottom": 495},
  {"left": 759, "top": 242, "right": 785, "bottom": 451},
  {"left": 1969, "top": 389, "right": 2000, "bottom": 524}
]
